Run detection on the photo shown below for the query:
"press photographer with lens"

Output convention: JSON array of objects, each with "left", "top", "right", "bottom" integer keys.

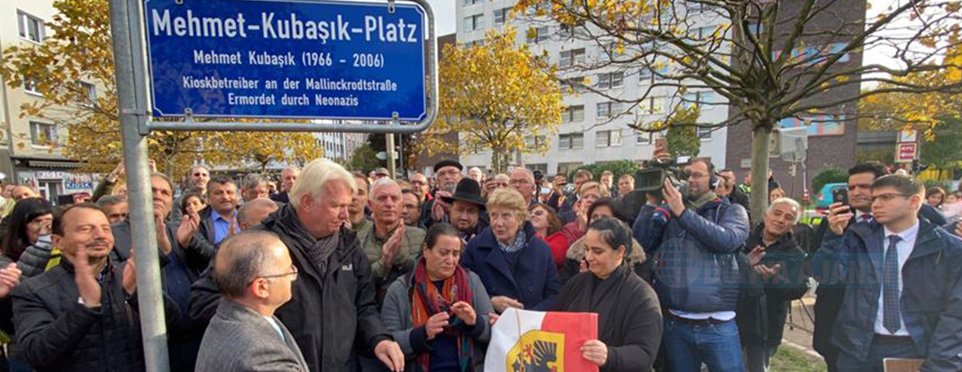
[{"left": 631, "top": 139, "right": 751, "bottom": 371}]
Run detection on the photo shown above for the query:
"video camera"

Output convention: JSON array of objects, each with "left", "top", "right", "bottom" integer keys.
[{"left": 634, "top": 156, "right": 690, "bottom": 194}]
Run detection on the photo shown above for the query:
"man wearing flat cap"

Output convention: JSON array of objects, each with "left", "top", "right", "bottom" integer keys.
[
  {"left": 419, "top": 160, "right": 463, "bottom": 228},
  {"left": 441, "top": 178, "right": 490, "bottom": 243}
]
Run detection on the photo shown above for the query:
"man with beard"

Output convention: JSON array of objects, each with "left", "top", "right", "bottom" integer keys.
[
  {"left": 419, "top": 160, "right": 463, "bottom": 228},
  {"left": 349, "top": 173, "right": 372, "bottom": 231},
  {"left": 441, "top": 179, "right": 488, "bottom": 243},
  {"left": 400, "top": 189, "right": 423, "bottom": 228},
  {"left": 271, "top": 166, "right": 300, "bottom": 204},
  {"left": 191, "top": 176, "right": 241, "bottom": 251}
]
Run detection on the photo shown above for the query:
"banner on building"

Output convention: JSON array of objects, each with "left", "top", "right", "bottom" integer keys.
[{"left": 484, "top": 308, "right": 598, "bottom": 372}]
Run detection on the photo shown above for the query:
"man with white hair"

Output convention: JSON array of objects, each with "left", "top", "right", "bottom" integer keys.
[
  {"left": 356, "top": 178, "right": 426, "bottom": 304},
  {"left": 468, "top": 167, "right": 484, "bottom": 184},
  {"left": 508, "top": 167, "right": 537, "bottom": 206},
  {"left": 738, "top": 197, "right": 810, "bottom": 372},
  {"left": 191, "top": 158, "right": 405, "bottom": 372}
]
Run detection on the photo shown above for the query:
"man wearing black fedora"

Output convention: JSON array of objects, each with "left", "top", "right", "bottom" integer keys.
[
  {"left": 441, "top": 178, "right": 490, "bottom": 243},
  {"left": 419, "top": 159, "right": 464, "bottom": 228}
]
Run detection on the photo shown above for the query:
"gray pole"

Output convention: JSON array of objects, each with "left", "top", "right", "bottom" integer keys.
[
  {"left": 386, "top": 132, "right": 397, "bottom": 178},
  {"left": 108, "top": 0, "right": 170, "bottom": 371}
]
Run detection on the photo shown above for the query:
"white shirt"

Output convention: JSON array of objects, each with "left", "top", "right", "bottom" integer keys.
[
  {"left": 669, "top": 309, "right": 736, "bottom": 322},
  {"left": 264, "top": 316, "right": 285, "bottom": 340},
  {"left": 874, "top": 222, "right": 919, "bottom": 336}
]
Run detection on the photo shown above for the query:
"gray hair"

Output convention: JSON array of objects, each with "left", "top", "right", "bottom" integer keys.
[
  {"left": 767, "top": 197, "right": 802, "bottom": 223},
  {"left": 289, "top": 158, "right": 357, "bottom": 208},
  {"left": 242, "top": 173, "right": 269, "bottom": 191},
  {"left": 509, "top": 167, "right": 534, "bottom": 182},
  {"left": 211, "top": 231, "right": 283, "bottom": 298},
  {"left": 369, "top": 177, "right": 400, "bottom": 199},
  {"left": 96, "top": 195, "right": 126, "bottom": 207}
]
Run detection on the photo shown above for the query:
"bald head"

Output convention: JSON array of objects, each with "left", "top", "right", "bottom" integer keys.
[
  {"left": 212, "top": 231, "right": 289, "bottom": 298},
  {"left": 238, "top": 198, "right": 279, "bottom": 230}
]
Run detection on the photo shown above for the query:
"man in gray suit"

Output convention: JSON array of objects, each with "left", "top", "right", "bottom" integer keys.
[{"left": 196, "top": 231, "right": 308, "bottom": 372}]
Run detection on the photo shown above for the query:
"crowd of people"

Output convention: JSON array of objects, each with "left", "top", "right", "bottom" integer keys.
[{"left": 0, "top": 151, "right": 957, "bottom": 372}]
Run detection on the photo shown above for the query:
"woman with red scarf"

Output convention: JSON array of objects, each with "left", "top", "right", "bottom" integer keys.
[{"left": 380, "top": 223, "right": 494, "bottom": 371}]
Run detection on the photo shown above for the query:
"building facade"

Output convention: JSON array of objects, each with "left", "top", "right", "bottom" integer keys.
[
  {"left": 316, "top": 131, "right": 367, "bottom": 163},
  {"left": 454, "top": 0, "right": 731, "bottom": 176},
  {"left": 0, "top": 0, "right": 101, "bottom": 201}
]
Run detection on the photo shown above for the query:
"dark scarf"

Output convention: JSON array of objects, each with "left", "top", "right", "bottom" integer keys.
[
  {"left": 686, "top": 191, "right": 719, "bottom": 211},
  {"left": 410, "top": 258, "right": 474, "bottom": 372},
  {"left": 558, "top": 263, "right": 632, "bottom": 342},
  {"left": 274, "top": 205, "right": 340, "bottom": 277}
]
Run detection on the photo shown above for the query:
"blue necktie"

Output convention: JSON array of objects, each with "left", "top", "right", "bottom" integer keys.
[{"left": 883, "top": 235, "right": 902, "bottom": 334}]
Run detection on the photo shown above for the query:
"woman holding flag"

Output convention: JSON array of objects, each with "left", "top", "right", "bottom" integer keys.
[
  {"left": 380, "top": 223, "right": 494, "bottom": 371},
  {"left": 554, "top": 217, "right": 663, "bottom": 371}
]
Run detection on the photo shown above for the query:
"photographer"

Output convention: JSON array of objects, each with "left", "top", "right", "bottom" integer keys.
[{"left": 631, "top": 153, "right": 750, "bottom": 371}]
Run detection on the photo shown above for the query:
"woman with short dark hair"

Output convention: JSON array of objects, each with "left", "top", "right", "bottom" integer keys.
[
  {"left": 554, "top": 217, "right": 663, "bottom": 371},
  {"left": 1, "top": 198, "right": 54, "bottom": 277}
]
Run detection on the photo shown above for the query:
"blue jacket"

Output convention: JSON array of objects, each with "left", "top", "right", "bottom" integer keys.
[
  {"left": 812, "top": 220, "right": 962, "bottom": 370},
  {"left": 461, "top": 222, "right": 561, "bottom": 311},
  {"left": 633, "top": 198, "right": 750, "bottom": 313}
]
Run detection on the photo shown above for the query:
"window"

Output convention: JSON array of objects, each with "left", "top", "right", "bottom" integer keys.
[
  {"left": 636, "top": 132, "right": 653, "bottom": 144},
  {"left": 640, "top": 96, "right": 666, "bottom": 115},
  {"left": 78, "top": 81, "right": 96, "bottom": 105},
  {"left": 527, "top": 26, "right": 550, "bottom": 44},
  {"left": 559, "top": 23, "right": 588, "bottom": 39},
  {"left": 596, "top": 72, "right": 624, "bottom": 89},
  {"left": 596, "top": 101, "right": 623, "bottom": 119},
  {"left": 697, "top": 126, "right": 713, "bottom": 139},
  {"left": 494, "top": 8, "right": 511, "bottom": 25},
  {"left": 557, "top": 162, "right": 583, "bottom": 176},
  {"left": 463, "top": 14, "right": 484, "bottom": 32},
  {"left": 18, "top": 11, "right": 44, "bottom": 43},
  {"left": 562, "top": 105, "right": 585, "bottom": 123},
  {"left": 29, "top": 121, "right": 57, "bottom": 146},
  {"left": 558, "top": 133, "right": 584, "bottom": 150},
  {"left": 22, "top": 75, "right": 40, "bottom": 95},
  {"left": 596, "top": 129, "right": 623, "bottom": 147},
  {"left": 559, "top": 48, "right": 586, "bottom": 67},
  {"left": 561, "top": 77, "right": 586, "bottom": 93},
  {"left": 691, "top": 26, "right": 716, "bottom": 40},
  {"left": 525, "top": 135, "right": 547, "bottom": 148},
  {"left": 463, "top": 0, "right": 481, "bottom": 5},
  {"left": 682, "top": 91, "right": 718, "bottom": 108},
  {"left": 527, "top": 163, "right": 548, "bottom": 175}
]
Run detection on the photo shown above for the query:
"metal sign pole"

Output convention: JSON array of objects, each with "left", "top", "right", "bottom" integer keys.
[{"left": 109, "top": 0, "right": 169, "bottom": 371}]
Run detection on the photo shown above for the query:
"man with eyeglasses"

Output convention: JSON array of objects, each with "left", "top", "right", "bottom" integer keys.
[
  {"left": 408, "top": 172, "right": 432, "bottom": 204},
  {"left": 190, "top": 158, "right": 405, "bottom": 372},
  {"left": 171, "top": 165, "right": 212, "bottom": 223},
  {"left": 812, "top": 174, "right": 962, "bottom": 370},
  {"left": 632, "top": 156, "right": 750, "bottom": 371},
  {"left": 811, "top": 162, "right": 948, "bottom": 371},
  {"left": 508, "top": 167, "right": 537, "bottom": 207},
  {"left": 419, "top": 160, "right": 463, "bottom": 228},
  {"left": 196, "top": 231, "right": 308, "bottom": 372}
]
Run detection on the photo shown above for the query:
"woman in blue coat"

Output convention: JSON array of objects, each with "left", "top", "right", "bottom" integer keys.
[{"left": 461, "top": 188, "right": 561, "bottom": 313}]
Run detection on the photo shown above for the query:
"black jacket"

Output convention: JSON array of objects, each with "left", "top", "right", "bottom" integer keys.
[
  {"left": 737, "top": 225, "right": 809, "bottom": 347},
  {"left": 12, "top": 260, "right": 145, "bottom": 372},
  {"left": 554, "top": 264, "right": 663, "bottom": 371},
  {"left": 190, "top": 204, "right": 391, "bottom": 371}
]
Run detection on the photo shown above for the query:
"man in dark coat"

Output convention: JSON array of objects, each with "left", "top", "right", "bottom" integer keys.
[
  {"left": 737, "top": 198, "right": 810, "bottom": 372},
  {"left": 190, "top": 158, "right": 404, "bottom": 372},
  {"left": 812, "top": 175, "right": 962, "bottom": 370},
  {"left": 12, "top": 203, "right": 178, "bottom": 372},
  {"left": 419, "top": 160, "right": 463, "bottom": 228},
  {"left": 810, "top": 162, "right": 947, "bottom": 371}
]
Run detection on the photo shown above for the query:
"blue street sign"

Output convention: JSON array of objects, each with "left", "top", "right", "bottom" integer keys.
[{"left": 144, "top": 0, "right": 428, "bottom": 121}]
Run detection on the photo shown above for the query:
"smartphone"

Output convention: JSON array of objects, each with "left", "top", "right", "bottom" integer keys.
[{"left": 832, "top": 187, "right": 849, "bottom": 206}]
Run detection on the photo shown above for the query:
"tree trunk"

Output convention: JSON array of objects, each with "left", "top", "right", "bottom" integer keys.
[
  {"left": 491, "top": 148, "right": 503, "bottom": 174},
  {"left": 749, "top": 123, "right": 773, "bottom": 228}
]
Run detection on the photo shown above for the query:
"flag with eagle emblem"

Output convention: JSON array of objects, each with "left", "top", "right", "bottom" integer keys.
[{"left": 484, "top": 308, "right": 598, "bottom": 372}]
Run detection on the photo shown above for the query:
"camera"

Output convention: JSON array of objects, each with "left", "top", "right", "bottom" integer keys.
[
  {"left": 533, "top": 170, "right": 543, "bottom": 182},
  {"left": 634, "top": 156, "right": 690, "bottom": 194}
]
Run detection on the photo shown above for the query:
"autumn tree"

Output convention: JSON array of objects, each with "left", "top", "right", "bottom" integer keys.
[
  {"left": 516, "top": 0, "right": 962, "bottom": 221},
  {"left": 0, "top": 0, "right": 320, "bottom": 175},
  {"left": 419, "top": 28, "right": 565, "bottom": 173}
]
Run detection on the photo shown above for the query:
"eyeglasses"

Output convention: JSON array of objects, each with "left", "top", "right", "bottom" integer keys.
[
  {"left": 411, "top": 181, "right": 426, "bottom": 186},
  {"left": 254, "top": 264, "right": 298, "bottom": 283},
  {"left": 871, "top": 193, "right": 910, "bottom": 203}
]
